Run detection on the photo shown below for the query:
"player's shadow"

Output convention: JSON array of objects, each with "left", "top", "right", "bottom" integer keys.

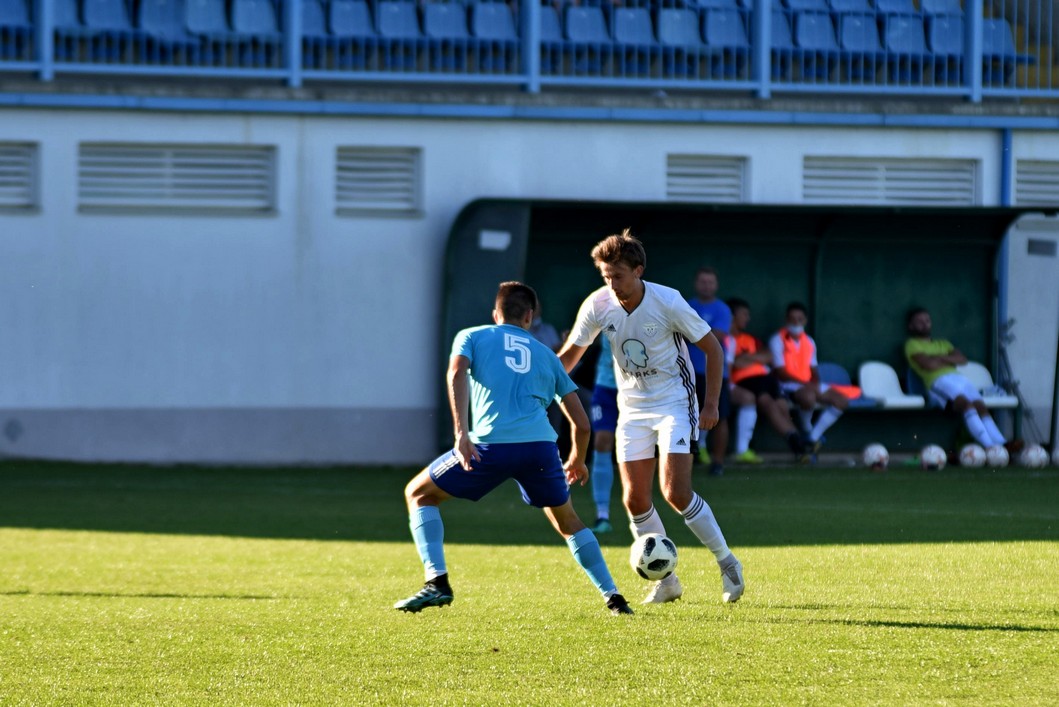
[{"left": 0, "top": 461, "right": 1057, "bottom": 546}]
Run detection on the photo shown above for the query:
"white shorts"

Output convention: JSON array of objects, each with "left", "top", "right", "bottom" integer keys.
[
  {"left": 779, "top": 380, "right": 831, "bottom": 396},
  {"left": 616, "top": 408, "right": 698, "bottom": 463},
  {"left": 929, "top": 372, "right": 982, "bottom": 408}
]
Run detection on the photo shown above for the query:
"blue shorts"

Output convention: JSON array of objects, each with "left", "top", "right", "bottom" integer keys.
[
  {"left": 590, "top": 385, "right": 619, "bottom": 434},
  {"left": 695, "top": 373, "right": 731, "bottom": 418},
  {"left": 428, "top": 441, "right": 570, "bottom": 508}
]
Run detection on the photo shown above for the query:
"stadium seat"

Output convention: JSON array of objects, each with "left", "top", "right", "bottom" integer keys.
[
  {"left": 300, "top": 0, "right": 327, "bottom": 68},
  {"left": 836, "top": 12, "right": 881, "bottom": 81},
  {"left": 470, "top": 3, "right": 518, "bottom": 74},
  {"left": 982, "top": 17, "right": 1034, "bottom": 86},
  {"left": 873, "top": 0, "right": 918, "bottom": 15},
  {"left": 539, "top": 4, "right": 564, "bottom": 75},
  {"left": 793, "top": 10, "right": 839, "bottom": 80},
  {"left": 423, "top": 2, "right": 470, "bottom": 71},
  {"left": 376, "top": 1, "right": 423, "bottom": 70},
  {"left": 858, "top": 361, "right": 925, "bottom": 409},
  {"left": 701, "top": 8, "right": 749, "bottom": 79},
  {"left": 956, "top": 362, "right": 1019, "bottom": 409},
  {"left": 611, "top": 7, "right": 655, "bottom": 77},
  {"left": 566, "top": 5, "right": 612, "bottom": 75},
  {"left": 926, "top": 13, "right": 962, "bottom": 83},
  {"left": 881, "top": 13, "right": 928, "bottom": 82},
  {"left": 690, "top": 0, "right": 741, "bottom": 8},
  {"left": 920, "top": 0, "right": 962, "bottom": 16},
  {"left": 0, "top": 0, "right": 32, "bottom": 61},
  {"left": 786, "top": 0, "right": 829, "bottom": 11},
  {"left": 138, "top": 0, "right": 202, "bottom": 65},
  {"left": 230, "top": 0, "right": 282, "bottom": 66},
  {"left": 818, "top": 362, "right": 880, "bottom": 409},
  {"left": 827, "top": 0, "right": 872, "bottom": 15},
  {"left": 328, "top": 0, "right": 378, "bottom": 71},
  {"left": 770, "top": 9, "right": 795, "bottom": 79},
  {"left": 82, "top": 0, "right": 149, "bottom": 62},
  {"left": 657, "top": 8, "right": 707, "bottom": 78}
]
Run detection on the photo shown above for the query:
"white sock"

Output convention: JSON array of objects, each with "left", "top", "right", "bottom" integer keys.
[
  {"left": 629, "top": 505, "right": 667, "bottom": 539},
  {"left": 982, "top": 415, "right": 1007, "bottom": 447},
  {"left": 736, "top": 405, "right": 757, "bottom": 453},
  {"left": 682, "top": 493, "right": 730, "bottom": 561},
  {"left": 798, "top": 408, "right": 814, "bottom": 433},
  {"left": 962, "top": 409, "right": 993, "bottom": 447},
  {"left": 809, "top": 406, "right": 843, "bottom": 442}
]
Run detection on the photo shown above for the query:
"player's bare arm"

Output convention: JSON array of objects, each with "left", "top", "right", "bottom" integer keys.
[
  {"left": 693, "top": 332, "right": 723, "bottom": 430},
  {"left": 558, "top": 389, "right": 591, "bottom": 486},
  {"left": 558, "top": 340, "right": 587, "bottom": 374},
  {"left": 446, "top": 355, "right": 481, "bottom": 470}
]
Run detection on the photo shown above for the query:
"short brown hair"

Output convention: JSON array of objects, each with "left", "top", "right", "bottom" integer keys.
[
  {"left": 591, "top": 228, "right": 646, "bottom": 271},
  {"left": 495, "top": 281, "right": 538, "bottom": 322}
]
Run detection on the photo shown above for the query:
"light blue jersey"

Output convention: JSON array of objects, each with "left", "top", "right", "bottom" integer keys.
[
  {"left": 452, "top": 323, "right": 578, "bottom": 444},
  {"left": 594, "top": 335, "right": 617, "bottom": 389}
]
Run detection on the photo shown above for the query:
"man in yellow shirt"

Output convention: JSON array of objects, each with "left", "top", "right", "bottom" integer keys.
[{"left": 905, "top": 307, "right": 1010, "bottom": 450}]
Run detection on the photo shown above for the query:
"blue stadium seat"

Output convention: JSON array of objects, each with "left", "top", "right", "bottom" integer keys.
[
  {"left": 53, "top": 0, "right": 84, "bottom": 61},
  {"left": 658, "top": 8, "right": 706, "bottom": 78},
  {"left": 82, "top": 0, "right": 149, "bottom": 62},
  {"left": 0, "top": 0, "right": 31, "bottom": 61},
  {"left": 327, "top": 0, "right": 378, "bottom": 71},
  {"left": 300, "top": 0, "right": 328, "bottom": 69},
  {"left": 873, "top": 0, "right": 918, "bottom": 15},
  {"left": 565, "top": 5, "right": 612, "bottom": 75},
  {"left": 881, "top": 13, "right": 928, "bottom": 82},
  {"left": 770, "top": 8, "right": 795, "bottom": 79},
  {"left": 423, "top": 2, "right": 470, "bottom": 71},
  {"left": 701, "top": 8, "right": 749, "bottom": 78},
  {"left": 794, "top": 10, "right": 839, "bottom": 79},
  {"left": 539, "top": 4, "right": 564, "bottom": 75},
  {"left": 920, "top": 0, "right": 962, "bottom": 16},
  {"left": 138, "top": 0, "right": 202, "bottom": 65},
  {"left": 982, "top": 17, "right": 1034, "bottom": 86},
  {"left": 837, "top": 12, "right": 881, "bottom": 80},
  {"left": 611, "top": 7, "right": 656, "bottom": 77},
  {"left": 827, "top": 0, "right": 872, "bottom": 15},
  {"left": 376, "top": 1, "right": 423, "bottom": 70},
  {"left": 785, "top": 0, "right": 829, "bottom": 12},
  {"left": 186, "top": 0, "right": 229, "bottom": 36},
  {"left": 231, "top": 0, "right": 282, "bottom": 66},
  {"left": 926, "top": 13, "right": 962, "bottom": 83},
  {"left": 470, "top": 3, "right": 518, "bottom": 73},
  {"left": 688, "top": 0, "right": 740, "bottom": 8},
  {"left": 818, "top": 362, "right": 880, "bottom": 409}
]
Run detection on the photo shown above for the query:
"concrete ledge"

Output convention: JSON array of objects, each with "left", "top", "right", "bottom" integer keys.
[{"left": 0, "top": 407, "right": 437, "bottom": 466}]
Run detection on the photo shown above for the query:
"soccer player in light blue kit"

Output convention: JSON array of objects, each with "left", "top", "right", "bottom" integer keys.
[{"left": 394, "top": 281, "right": 633, "bottom": 616}]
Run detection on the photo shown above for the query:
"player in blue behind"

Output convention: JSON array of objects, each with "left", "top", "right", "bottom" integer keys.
[{"left": 394, "top": 281, "right": 633, "bottom": 616}]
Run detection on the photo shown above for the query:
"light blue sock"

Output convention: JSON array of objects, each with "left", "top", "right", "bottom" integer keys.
[
  {"left": 410, "top": 506, "right": 446, "bottom": 581},
  {"left": 566, "top": 528, "right": 617, "bottom": 597},
  {"left": 590, "top": 454, "right": 614, "bottom": 520}
]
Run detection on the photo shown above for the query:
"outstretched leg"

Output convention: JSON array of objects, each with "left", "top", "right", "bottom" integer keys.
[{"left": 543, "top": 500, "right": 632, "bottom": 615}]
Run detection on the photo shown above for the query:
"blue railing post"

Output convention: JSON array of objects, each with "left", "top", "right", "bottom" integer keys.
[
  {"left": 753, "top": 0, "right": 771, "bottom": 99},
  {"left": 521, "top": 0, "right": 541, "bottom": 93},
  {"left": 965, "top": 0, "right": 983, "bottom": 102},
  {"left": 37, "top": 0, "right": 54, "bottom": 81},
  {"left": 285, "top": 0, "right": 302, "bottom": 88}
]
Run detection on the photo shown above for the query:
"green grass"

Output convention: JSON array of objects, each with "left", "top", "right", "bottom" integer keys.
[{"left": 1, "top": 461, "right": 1057, "bottom": 705}]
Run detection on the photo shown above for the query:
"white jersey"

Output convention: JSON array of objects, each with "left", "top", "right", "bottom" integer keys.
[{"left": 570, "top": 282, "right": 711, "bottom": 412}]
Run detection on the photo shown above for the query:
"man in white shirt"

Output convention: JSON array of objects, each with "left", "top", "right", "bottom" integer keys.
[{"left": 558, "top": 229, "right": 744, "bottom": 605}]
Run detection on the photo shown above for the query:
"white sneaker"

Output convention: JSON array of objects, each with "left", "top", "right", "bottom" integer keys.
[
  {"left": 642, "top": 574, "right": 683, "bottom": 604},
  {"left": 720, "top": 556, "right": 744, "bottom": 603}
]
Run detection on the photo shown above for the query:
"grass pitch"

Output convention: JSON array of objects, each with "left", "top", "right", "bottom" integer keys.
[{"left": 1, "top": 460, "right": 1057, "bottom": 705}]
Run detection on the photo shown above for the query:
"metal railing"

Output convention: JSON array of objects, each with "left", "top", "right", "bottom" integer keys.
[{"left": 0, "top": 0, "right": 1054, "bottom": 101}]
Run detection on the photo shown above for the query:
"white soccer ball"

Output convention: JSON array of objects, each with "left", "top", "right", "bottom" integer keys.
[
  {"left": 862, "top": 443, "right": 889, "bottom": 471},
  {"left": 1019, "top": 444, "right": 1049, "bottom": 468},
  {"left": 920, "top": 444, "right": 947, "bottom": 470},
  {"left": 958, "top": 443, "right": 987, "bottom": 468},
  {"left": 629, "top": 533, "right": 678, "bottom": 581},
  {"left": 985, "top": 445, "right": 1010, "bottom": 468}
]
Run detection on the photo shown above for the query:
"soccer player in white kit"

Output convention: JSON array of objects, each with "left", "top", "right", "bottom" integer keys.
[{"left": 558, "top": 230, "right": 745, "bottom": 605}]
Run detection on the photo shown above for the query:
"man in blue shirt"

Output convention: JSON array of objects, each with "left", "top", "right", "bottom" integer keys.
[
  {"left": 688, "top": 267, "right": 732, "bottom": 477},
  {"left": 394, "top": 282, "right": 633, "bottom": 616}
]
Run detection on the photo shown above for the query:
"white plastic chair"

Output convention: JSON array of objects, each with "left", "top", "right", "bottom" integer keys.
[
  {"left": 956, "top": 361, "right": 1019, "bottom": 408},
  {"left": 857, "top": 361, "right": 926, "bottom": 409}
]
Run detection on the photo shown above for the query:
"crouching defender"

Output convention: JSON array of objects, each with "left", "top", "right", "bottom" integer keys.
[{"left": 395, "top": 281, "right": 633, "bottom": 616}]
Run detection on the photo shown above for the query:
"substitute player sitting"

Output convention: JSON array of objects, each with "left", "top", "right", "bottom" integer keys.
[
  {"left": 394, "top": 281, "right": 633, "bottom": 616},
  {"left": 558, "top": 230, "right": 744, "bottom": 605}
]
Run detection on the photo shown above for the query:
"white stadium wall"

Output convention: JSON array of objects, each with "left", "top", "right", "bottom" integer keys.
[{"left": 0, "top": 108, "right": 1056, "bottom": 464}]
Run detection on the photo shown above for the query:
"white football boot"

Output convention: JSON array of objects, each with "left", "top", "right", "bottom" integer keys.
[
  {"left": 720, "top": 555, "right": 744, "bottom": 603},
  {"left": 642, "top": 574, "right": 683, "bottom": 604}
]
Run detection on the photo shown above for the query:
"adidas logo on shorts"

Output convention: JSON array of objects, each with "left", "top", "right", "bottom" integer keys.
[{"left": 676, "top": 438, "right": 687, "bottom": 446}]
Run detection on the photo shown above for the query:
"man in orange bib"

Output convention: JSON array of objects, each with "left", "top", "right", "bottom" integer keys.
[{"left": 768, "top": 302, "right": 849, "bottom": 459}]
